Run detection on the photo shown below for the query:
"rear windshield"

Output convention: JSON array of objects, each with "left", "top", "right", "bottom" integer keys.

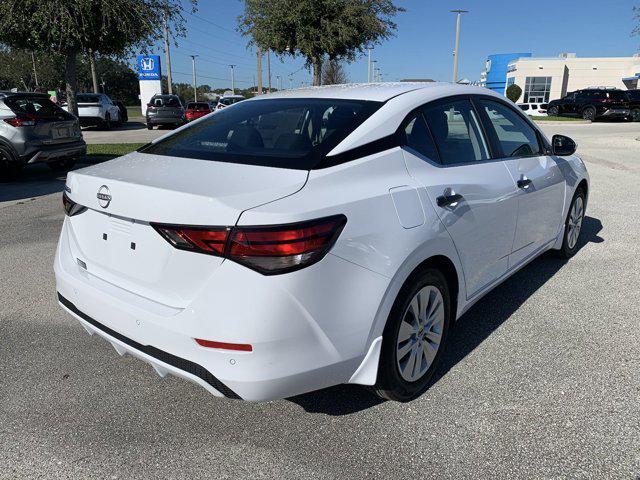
[
  {"left": 151, "top": 96, "right": 181, "bottom": 107},
  {"left": 5, "top": 96, "right": 73, "bottom": 120},
  {"left": 140, "top": 98, "right": 382, "bottom": 170},
  {"left": 186, "top": 102, "right": 210, "bottom": 110},
  {"left": 219, "top": 97, "right": 243, "bottom": 106},
  {"left": 77, "top": 94, "right": 101, "bottom": 103}
]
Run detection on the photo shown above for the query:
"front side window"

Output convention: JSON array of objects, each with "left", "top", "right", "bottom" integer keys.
[
  {"left": 140, "top": 98, "right": 382, "bottom": 170},
  {"left": 402, "top": 112, "right": 438, "bottom": 161},
  {"left": 479, "top": 99, "right": 541, "bottom": 158},
  {"left": 422, "top": 99, "right": 489, "bottom": 165}
]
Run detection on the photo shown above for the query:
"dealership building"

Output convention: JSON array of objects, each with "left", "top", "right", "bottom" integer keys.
[{"left": 481, "top": 52, "right": 640, "bottom": 103}]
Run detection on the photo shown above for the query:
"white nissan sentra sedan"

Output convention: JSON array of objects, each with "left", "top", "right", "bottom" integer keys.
[{"left": 55, "top": 83, "right": 589, "bottom": 402}]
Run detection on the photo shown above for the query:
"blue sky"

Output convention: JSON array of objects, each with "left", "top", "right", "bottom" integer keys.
[{"left": 149, "top": 0, "right": 640, "bottom": 89}]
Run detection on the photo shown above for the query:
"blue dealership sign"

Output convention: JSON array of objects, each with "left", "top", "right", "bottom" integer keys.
[{"left": 137, "top": 55, "right": 161, "bottom": 81}]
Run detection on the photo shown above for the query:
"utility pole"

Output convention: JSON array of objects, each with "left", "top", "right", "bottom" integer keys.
[
  {"left": 190, "top": 55, "right": 198, "bottom": 101},
  {"left": 31, "top": 51, "right": 39, "bottom": 88},
  {"left": 267, "top": 49, "right": 272, "bottom": 93},
  {"left": 256, "top": 49, "right": 263, "bottom": 94},
  {"left": 163, "top": 8, "right": 173, "bottom": 94},
  {"left": 229, "top": 65, "right": 236, "bottom": 94},
  {"left": 372, "top": 60, "right": 378, "bottom": 83},
  {"left": 367, "top": 46, "right": 373, "bottom": 83},
  {"left": 451, "top": 9, "right": 468, "bottom": 83}
]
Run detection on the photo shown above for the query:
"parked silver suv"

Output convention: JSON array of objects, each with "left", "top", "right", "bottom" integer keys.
[{"left": 0, "top": 92, "right": 86, "bottom": 175}]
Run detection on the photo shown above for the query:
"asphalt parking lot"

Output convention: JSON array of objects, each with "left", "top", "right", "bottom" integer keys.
[{"left": 1, "top": 122, "right": 639, "bottom": 479}]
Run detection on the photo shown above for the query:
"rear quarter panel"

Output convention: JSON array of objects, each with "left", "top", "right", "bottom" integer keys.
[{"left": 238, "top": 149, "right": 465, "bottom": 350}]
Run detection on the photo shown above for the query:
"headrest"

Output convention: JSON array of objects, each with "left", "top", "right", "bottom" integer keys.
[
  {"left": 227, "top": 125, "right": 264, "bottom": 151},
  {"left": 273, "top": 133, "right": 312, "bottom": 151}
]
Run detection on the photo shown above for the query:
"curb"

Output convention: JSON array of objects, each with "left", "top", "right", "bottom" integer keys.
[{"left": 534, "top": 120, "right": 592, "bottom": 125}]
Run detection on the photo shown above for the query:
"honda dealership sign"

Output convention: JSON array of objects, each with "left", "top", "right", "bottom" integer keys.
[
  {"left": 137, "top": 55, "right": 161, "bottom": 81},
  {"left": 137, "top": 55, "right": 162, "bottom": 115}
]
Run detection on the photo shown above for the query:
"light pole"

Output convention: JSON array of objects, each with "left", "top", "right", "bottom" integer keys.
[
  {"left": 276, "top": 75, "right": 281, "bottom": 91},
  {"left": 229, "top": 64, "right": 236, "bottom": 94},
  {"left": 451, "top": 9, "right": 468, "bottom": 83},
  {"left": 367, "top": 46, "right": 373, "bottom": 83},
  {"left": 372, "top": 60, "right": 378, "bottom": 83},
  {"left": 163, "top": 8, "right": 173, "bottom": 94},
  {"left": 190, "top": 55, "right": 198, "bottom": 101},
  {"left": 289, "top": 75, "right": 293, "bottom": 89}
]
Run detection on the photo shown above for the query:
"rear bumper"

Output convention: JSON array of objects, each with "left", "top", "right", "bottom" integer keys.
[
  {"left": 146, "top": 116, "right": 184, "bottom": 125},
  {"left": 79, "top": 116, "right": 105, "bottom": 127},
  {"left": 19, "top": 140, "right": 86, "bottom": 164},
  {"left": 54, "top": 218, "right": 388, "bottom": 401}
]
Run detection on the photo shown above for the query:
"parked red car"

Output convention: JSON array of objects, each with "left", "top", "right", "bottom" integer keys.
[{"left": 185, "top": 102, "right": 212, "bottom": 122}]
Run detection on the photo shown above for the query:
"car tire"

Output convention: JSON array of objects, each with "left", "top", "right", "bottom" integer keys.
[
  {"left": 548, "top": 106, "right": 559, "bottom": 117},
  {"left": 47, "top": 158, "right": 77, "bottom": 171},
  {"left": 0, "top": 145, "right": 23, "bottom": 179},
  {"left": 374, "top": 267, "right": 451, "bottom": 402},
  {"left": 582, "top": 107, "right": 596, "bottom": 121},
  {"left": 146, "top": 123, "right": 153, "bottom": 130},
  {"left": 102, "top": 114, "right": 111, "bottom": 130},
  {"left": 556, "top": 188, "right": 586, "bottom": 259},
  {"left": 630, "top": 108, "right": 640, "bottom": 122}
]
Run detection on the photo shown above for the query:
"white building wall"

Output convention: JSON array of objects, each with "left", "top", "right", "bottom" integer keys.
[{"left": 506, "top": 55, "right": 640, "bottom": 103}]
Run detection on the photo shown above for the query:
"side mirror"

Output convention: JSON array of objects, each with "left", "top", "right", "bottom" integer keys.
[{"left": 552, "top": 134, "right": 576, "bottom": 156}]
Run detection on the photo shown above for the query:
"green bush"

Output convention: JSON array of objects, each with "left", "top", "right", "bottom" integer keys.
[{"left": 506, "top": 84, "right": 522, "bottom": 103}]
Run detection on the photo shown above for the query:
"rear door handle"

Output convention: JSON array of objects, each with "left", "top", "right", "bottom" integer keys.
[
  {"left": 436, "top": 192, "right": 464, "bottom": 208},
  {"left": 517, "top": 177, "right": 533, "bottom": 189}
]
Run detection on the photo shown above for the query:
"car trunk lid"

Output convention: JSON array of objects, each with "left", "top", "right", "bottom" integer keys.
[{"left": 63, "top": 152, "right": 308, "bottom": 307}]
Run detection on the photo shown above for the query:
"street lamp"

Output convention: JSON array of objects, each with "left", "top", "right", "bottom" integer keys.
[{"left": 450, "top": 9, "right": 468, "bottom": 83}]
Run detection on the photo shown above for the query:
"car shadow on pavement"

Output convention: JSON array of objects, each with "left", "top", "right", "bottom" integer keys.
[
  {"left": 289, "top": 216, "right": 604, "bottom": 416},
  {"left": 0, "top": 155, "right": 119, "bottom": 203}
]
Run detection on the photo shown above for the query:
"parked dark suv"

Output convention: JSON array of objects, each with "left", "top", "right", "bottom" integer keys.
[
  {"left": 146, "top": 94, "right": 185, "bottom": 129},
  {"left": 0, "top": 92, "right": 86, "bottom": 176},
  {"left": 545, "top": 89, "right": 629, "bottom": 121}
]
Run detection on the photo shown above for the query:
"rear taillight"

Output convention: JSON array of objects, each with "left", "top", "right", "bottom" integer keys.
[
  {"left": 152, "top": 215, "right": 347, "bottom": 275},
  {"left": 62, "top": 192, "right": 87, "bottom": 217},
  {"left": 3, "top": 114, "right": 36, "bottom": 127}
]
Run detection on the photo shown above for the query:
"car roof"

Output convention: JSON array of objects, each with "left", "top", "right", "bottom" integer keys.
[
  {"left": 0, "top": 91, "right": 49, "bottom": 99},
  {"left": 252, "top": 82, "right": 459, "bottom": 102}
]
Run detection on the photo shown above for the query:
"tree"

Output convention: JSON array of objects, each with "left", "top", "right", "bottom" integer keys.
[
  {"left": 322, "top": 58, "right": 349, "bottom": 85},
  {"left": 506, "top": 84, "right": 522, "bottom": 103},
  {"left": 0, "top": 0, "right": 191, "bottom": 115},
  {"left": 239, "top": 0, "right": 403, "bottom": 86}
]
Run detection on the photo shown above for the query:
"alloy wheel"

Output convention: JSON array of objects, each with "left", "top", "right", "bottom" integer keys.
[
  {"left": 396, "top": 285, "right": 445, "bottom": 382},
  {"left": 567, "top": 196, "right": 584, "bottom": 250}
]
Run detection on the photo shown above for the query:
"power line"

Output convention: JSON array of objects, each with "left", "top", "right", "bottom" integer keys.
[{"left": 188, "top": 12, "right": 242, "bottom": 36}]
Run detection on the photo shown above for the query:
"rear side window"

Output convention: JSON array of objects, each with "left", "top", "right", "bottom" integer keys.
[
  {"left": 479, "top": 99, "right": 541, "bottom": 158},
  {"left": 4, "top": 96, "right": 73, "bottom": 120},
  {"left": 140, "top": 98, "right": 382, "bottom": 170},
  {"left": 422, "top": 99, "right": 489, "bottom": 165},
  {"left": 402, "top": 112, "right": 438, "bottom": 161}
]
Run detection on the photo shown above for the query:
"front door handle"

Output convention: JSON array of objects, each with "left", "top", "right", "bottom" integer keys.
[
  {"left": 517, "top": 177, "right": 533, "bottom": 189},
  {"left": 436, "top": 192, "right": 464, "bottom": 208}
]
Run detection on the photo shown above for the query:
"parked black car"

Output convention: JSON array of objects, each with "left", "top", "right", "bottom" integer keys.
[
  {"left": 0, "top": 91, "right": 86, "bottom": 176},
  {"left": 146, "top": 94, "right": 185, "bottom": 129},
  {"left": 624, "top": 90, "right": 640, "bottom": 122},
  {"left": 545, "top": 89, "right": 629, "bottom": 121}
]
